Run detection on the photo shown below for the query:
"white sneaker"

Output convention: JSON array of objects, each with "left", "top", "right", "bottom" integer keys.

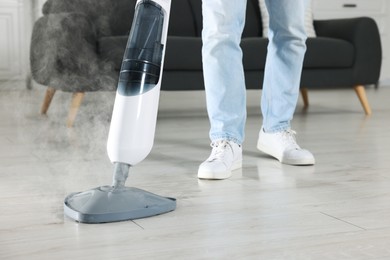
[
  {"left": 198, "top": 140, "right": 242, "bottom": 180},
  {"left": 257, "top": 128, "right": 315, "bottom": 165}
]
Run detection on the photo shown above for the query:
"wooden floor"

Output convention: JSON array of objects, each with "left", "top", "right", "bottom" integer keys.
[{"left": 1, "top": 82, "right": 390, "bottom": 259}]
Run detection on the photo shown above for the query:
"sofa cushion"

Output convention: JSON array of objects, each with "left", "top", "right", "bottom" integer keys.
[
  {"left": 99, "top": 35, "right": 354, "bottom": 73},
  {"left": 165, "top": 37, "right": 203, "bottom": 70},
  {"left": 241, "top": 38, "right": 268, "bottom": 70},
  {"left": 98, "top": 36, "right": 203, "bottom": 71},
  {"left": 241, "top": 37, "right": 354, "bottom": 70}
]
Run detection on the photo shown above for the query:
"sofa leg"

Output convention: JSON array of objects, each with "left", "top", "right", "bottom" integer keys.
[
  {"left": 354, "top": 85, "right": 372, "bottom": 115},
  {"left": 300, "top": 88, "right": 309, "bottom": 108},
  {"left": 41, "top": 87, "right": 56, "bottom": 114},
  {"left": 67, "top": 92, "right": 85, "bottom": 128}
]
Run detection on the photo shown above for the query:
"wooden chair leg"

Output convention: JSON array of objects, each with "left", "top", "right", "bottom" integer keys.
[
  {"left": 300, "top": 87, "right": 309, "bottom": 109},
  {"left": 41, "top": 87, "right": 56, "bottom": 114},
  {"left": 67, "top": 92, "right": 85, "bottom": 127},
  {"left": 354, "top": 85, "right": 372, "bottom": 115}
]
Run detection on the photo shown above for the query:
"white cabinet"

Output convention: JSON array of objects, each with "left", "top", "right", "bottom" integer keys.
[
  {"left": 312, "top": 0, "right": 390, "bottom": 85},
  {"left": 0, "top": 0, "right": 32, "bottom": 81}
]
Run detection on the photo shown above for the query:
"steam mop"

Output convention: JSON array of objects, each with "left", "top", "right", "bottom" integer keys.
[{"left": 64, "top": 0, "right": 176, "bottom": 223}]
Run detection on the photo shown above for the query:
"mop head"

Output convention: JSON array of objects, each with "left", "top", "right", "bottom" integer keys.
[{"left": 64, "top": 186, "right": 176, "bottom": 223}]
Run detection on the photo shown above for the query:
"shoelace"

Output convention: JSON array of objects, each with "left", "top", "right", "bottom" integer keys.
[
  {"left": 280, "top": 130, "right": 300, "bottom": 150},
  {"left": 208, "top": 140, "right": 232, "bottom": 161}
]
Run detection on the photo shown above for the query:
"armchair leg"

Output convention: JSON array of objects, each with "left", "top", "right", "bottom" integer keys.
[
  {"left": 67, "top": 92, "right": 85, "bottom": 128},
  {"left": 354, "top": 85, "right": 372, "bottom": 115},
  {"left": 41, "top": 87, "right": 56, "bottom": 114},
  {"left": 300, "top": 88, "right": 309, "bottom": 108}
]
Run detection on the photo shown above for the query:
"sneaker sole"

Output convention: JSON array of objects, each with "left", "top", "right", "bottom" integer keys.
[
  {"left": 197, "top": 160, "right": 242, "bottom": 180},
  {"left": 282, "top": 157, "right": 315, "bottom": 166},
  {"left": 257, "top": 142, "right": 315, "bottom": 166}
]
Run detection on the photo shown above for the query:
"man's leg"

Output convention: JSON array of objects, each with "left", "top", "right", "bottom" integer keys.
[
  {"left": 201, "top": 0, "right": 247, "bottom": 144},
  {"left": 257, "top": 0, "right": 315, "bottom": 165},
  {"left": 261, "top": 0, "right": 307, "bottom": 132},
  {"left": 198, "top": 0, "right": 246, "bottom": 179}
]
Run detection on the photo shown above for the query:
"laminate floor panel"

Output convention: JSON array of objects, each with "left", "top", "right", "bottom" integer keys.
[{"left": 1, "top": 82, "right": 390, "bottom": 259}]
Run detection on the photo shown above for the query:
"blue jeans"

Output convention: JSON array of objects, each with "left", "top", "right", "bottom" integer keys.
[{"left": 202, "top": 0, "right": 308, "bottom": 144}]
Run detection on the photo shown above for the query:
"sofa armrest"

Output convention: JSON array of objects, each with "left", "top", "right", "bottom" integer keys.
[
  {"left": 314, "top": 17, "right": 382, "bottom": 85},
  {"left": 30, "top": 12, "right": 106, "bottom": 92}
]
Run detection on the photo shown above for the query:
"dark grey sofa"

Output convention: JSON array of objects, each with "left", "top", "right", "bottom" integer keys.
[{"left": 30, "top": 0, "right": 382, "bottom": 126}]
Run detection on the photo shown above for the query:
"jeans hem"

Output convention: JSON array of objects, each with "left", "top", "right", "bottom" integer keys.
[
  {"left": 210, "top": 135, "right": 242, "bottom": 145},
  {"left": 262, "top": 124, "right": 290, "bottom": 133}
]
